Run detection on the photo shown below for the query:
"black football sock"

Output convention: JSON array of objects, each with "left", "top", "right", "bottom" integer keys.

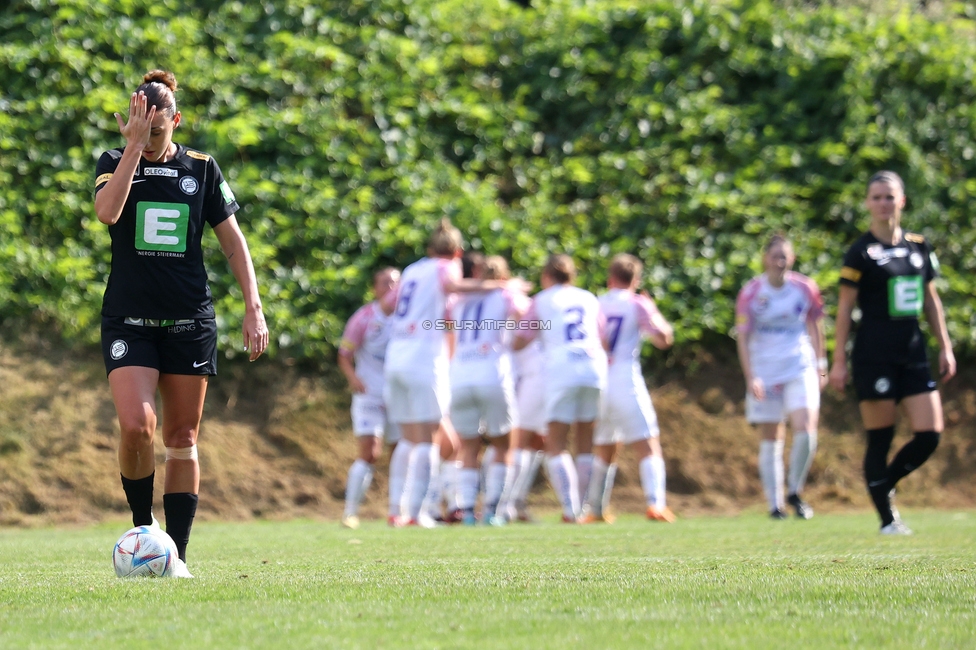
[
  {"left": 120, "top": 472, "right": 155, "bottom": 527},
  {"left": 164, "top": 493, "right": 199, "bottom": 562},
  {"left": 864, "top": 426, "right": 895, "bottom": 526},
  {"left": 887, "top": 431, "right": 940, "bottom": 486}
]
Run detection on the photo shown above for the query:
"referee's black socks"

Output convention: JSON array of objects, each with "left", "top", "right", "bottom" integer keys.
[
  {"left": 164, "top": 493, "right": 199, "bottom": 562},
  {"left": 864, "top": 427, "right": 895, "bottom": 526},
  {"left": 888, "top": 431, "right": 941, "bottom": 486},
  {"left": 120, "top": 472, "right": 155, "bottom": 527}
]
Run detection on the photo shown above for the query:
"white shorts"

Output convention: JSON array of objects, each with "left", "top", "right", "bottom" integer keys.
[
  {"left": 351, "top": 394, "right": 401, "bottom": 443},
  {"left": 546, "top": 385, "right": 601, "bottom": 425},
  {"left": 385, "top": 367, "right": 450, "bottom": 425},
  {"left": 746, "top": 368, "right": 821, "bottom": 424},
  {"left": 515, "top": 372, "right": 546, "bottom": 434},
  {"left": 594, "top": 388, "right": 659, "bottom": 446},
  {"left": 451, "top": 383, "right": 515, "bottom": 439}
]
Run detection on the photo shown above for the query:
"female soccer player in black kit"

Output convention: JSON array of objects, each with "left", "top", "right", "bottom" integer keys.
[
  {"left": 829, "top": 171, "right": 955, "bottom": 535},
  {"left": 94, "top": 70, "right": 268, "bottom": 575}
]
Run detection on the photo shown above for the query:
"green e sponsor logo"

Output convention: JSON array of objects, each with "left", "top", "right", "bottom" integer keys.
[
  {"left": 135, "top": 202, "right": 189, "bottom": 252},
  {"left": 888, "top": 275, "right": 923, "bottom": 318}
]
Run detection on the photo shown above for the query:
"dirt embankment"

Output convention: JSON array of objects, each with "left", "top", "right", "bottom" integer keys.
[{"left": 1, "top": 334, "right": 974, "bottom": 526}]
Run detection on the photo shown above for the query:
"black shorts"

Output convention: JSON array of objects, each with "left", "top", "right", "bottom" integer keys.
[
  {"left": 851, "top": 360, "right": 936, "bottom": 402},
  {"left": 851, "top": 321, "right": 935, "bottom": 402},
  {"left": 101, "top": 316, "right": 217, "bottom": 377}
]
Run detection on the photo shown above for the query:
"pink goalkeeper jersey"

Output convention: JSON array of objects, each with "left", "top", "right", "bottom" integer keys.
[
  {"left": 386, "top": 257, "right": 461, "bottom": 374},
  {"left": 736, "top": 272, "right": 824, "bottom": 385},
  {"left": 599, "top": 288, "right": 664, "bottom": 389},
  {"left": 338, "top": 301, "right": 391, "bottom": 397},
  {"left": 519, "top": 284, "right": 607, "bottom": 390}
]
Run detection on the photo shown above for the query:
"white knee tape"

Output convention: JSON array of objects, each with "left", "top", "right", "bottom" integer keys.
[{"left": 166, "top": 445, "right": 198, "bottom": 461}]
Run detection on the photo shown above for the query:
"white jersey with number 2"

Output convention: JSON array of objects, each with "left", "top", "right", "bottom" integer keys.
[{"left": 520, "top": 285, "right": 607, "bottom": 389}]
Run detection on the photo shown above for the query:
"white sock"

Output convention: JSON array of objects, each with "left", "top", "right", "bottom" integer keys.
[
  {"left": 759, "top": 440, "right": 785, "bottom": 512},
  {"left": 344, "top": 459, "right": 374, "bottom": 517},
  {"left": 526, "top": 451, "right": 544, "bottom": 503},
  {"left": 480, "top": 445, "right": 496, "bottom": 497},
  {"left": 484, "top": 462, "right": 510, "bottom": 517},
  {"left": 601, "top": 463, "right": 618, "bottom": 515},
  {"left": 388, "top": 441, "right": 412, "bottom": 517},
  {"left": 650, "top": 455, "right": 667, "bottom": 508},
  {"left": 403, "top": 442, "right": 432, "bottom": 520},
  {"left": 440, "top": 460, "right": 461, "bottom": 511},
  {"left": 585, "top": 456, "right": 609, "bottom": 516},
  {"left": 458, "top": 467, "right": 480, "bottom": 512},
  {"left": 421, "top": 444, "right": 442, "bottom": 519},
  {"left": 575, "top": 453, "right": 594, "bottom": 506},
  {"left": 787, "top": 431, "right": 817, "bottom": 496},
  {"left": 500, "top": 453, "right": 523, "bottom": 513},
  {"left": 639, "top": 455, "right": 654, "bottom": 507},
  {"left": 546, "top": 452, "right": 580, "bottom": 519},
  {"left": 506, "top": 450, "right": 531, "bottom": 511}
]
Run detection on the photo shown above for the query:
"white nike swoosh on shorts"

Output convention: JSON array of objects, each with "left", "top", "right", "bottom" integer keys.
[{"left": 192, "top": 361, "right": 208, "bottom": 368}]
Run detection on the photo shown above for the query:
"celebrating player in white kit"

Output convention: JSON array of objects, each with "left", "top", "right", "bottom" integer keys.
[
  {"left": 386, "top": 219, "right": 523, "bottom": 526},
  {"left": 736, "top": 234, "right": 826, "bottom": 520},
  {"left": 515, "top": 254, "right": 608, "bottom": 523},
  {"left": 582, "top": 254, "right": 675, "bottom": 523},
  {"left": 338, "top": 267, "right": 402, "bottom": 529},
  {"left": 501, "top": 337, "right": 547, "bottom": 522},
  {"left": 451, "top": 256, "right": 527, "bottom": 525}
]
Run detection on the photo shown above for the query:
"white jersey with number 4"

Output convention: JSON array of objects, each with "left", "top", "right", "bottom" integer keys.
[
  {"left": 386, "top": 257, "right": 460, "bottom": 377},
  {"left": 735, "top": 272, "right": 824, "bottom": 386},
  {"left": 520, "top": 285, "right": 607, "bottom": 389}
]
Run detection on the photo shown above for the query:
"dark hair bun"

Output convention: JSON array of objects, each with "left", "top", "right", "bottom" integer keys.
[{"left": 143, "top": 69, "right": 178, "bottom": 92}]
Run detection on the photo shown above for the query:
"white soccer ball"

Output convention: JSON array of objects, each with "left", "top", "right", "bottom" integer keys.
[{"left": 112, "top": 525, "right": 179, "bottom": 578}]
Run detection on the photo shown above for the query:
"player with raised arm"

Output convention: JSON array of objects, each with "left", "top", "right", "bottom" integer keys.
[
  {"left": 582, "top": 254, "right": 675, "bottom": 524},
  {"left": 451, "top": 256, "right": 527, "bottom": 525},
  {"left": 338, "top": 267, "right": 402, "bottom": 529},
  {"left": 515, "top": 254, "right": 607, "bottom": 523},
  {"left": 385, "top": 219, "right": 526, "bottom": 526},
  {"left": 736, "top": 235, "right": 826, "bottom": 520},
  {"left": 94, "top": 70, "right": 267, "bottom": 577},
  {"left": 829, "top": 171, "right": 954, "bottom": 535}
]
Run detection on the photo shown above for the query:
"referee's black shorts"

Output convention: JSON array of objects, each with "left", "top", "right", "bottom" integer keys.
[{"left": 101, "top": 317, "right": 217, "bottom": 377}]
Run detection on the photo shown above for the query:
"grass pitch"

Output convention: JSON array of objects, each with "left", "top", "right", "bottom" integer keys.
[{"left": 1, "top": 510, "right": 974, "bottom": 649}]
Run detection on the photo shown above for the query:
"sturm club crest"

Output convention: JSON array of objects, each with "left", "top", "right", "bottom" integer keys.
[
  {"left": 874, "top": 377, "right": 891, "bottom": 395},
  {"left": 110, "top": 339, "right": 128, "bottom": 360},
  {"left": 179, "top": 176, "right": 199, "bottom": 195}
]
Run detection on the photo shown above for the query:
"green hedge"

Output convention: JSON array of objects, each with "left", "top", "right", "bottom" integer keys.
[{"left": 1, "top": 0, "right": 975, "bottom": 360}]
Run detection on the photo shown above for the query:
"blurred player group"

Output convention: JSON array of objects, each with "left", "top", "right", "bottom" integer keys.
[
  {"left": 337, "top": 219, "right": 677, "bottom": 528},
  {"left": 336, "top": 166, "right": 955, "bottom": 538}
]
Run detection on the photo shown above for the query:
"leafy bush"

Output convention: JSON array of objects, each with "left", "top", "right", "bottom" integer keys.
[{"left": 1, "top": 0, "right": 974, "bottom": 360}]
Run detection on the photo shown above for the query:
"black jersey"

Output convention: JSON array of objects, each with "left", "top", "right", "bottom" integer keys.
[
  {"left": 95, "top": 144, "right": 239, "bottom": 319},
  {"left": 839, "top": 230, "right": 938, "bottom": 363}
]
